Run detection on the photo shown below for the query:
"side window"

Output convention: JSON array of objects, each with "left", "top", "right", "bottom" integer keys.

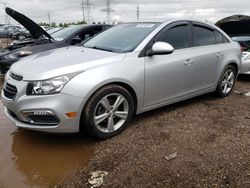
[
  {"left": 78, "top": 28, "right": 102, "bottom": 42},
  {"left": 215, "top": 30, "right": 223, "bottom": 44},
  {"left": 157, "top": 24, "right": 190, "bottom": 50},
  {"left": 215, "top": 30, "right": 229, "bottom": 44},
  {"left": 193, "top": 25, "right": 216, "bottom": 46}
]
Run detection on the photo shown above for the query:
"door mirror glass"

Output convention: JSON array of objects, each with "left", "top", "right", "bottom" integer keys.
[
  {"left": 148, "top": 42, "right": 174, "bottom": 56},
  {"left": 71, "top": 37, "right": 82, "bottom": 45}
]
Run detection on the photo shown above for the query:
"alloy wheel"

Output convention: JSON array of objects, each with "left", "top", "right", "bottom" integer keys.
[
  {"left": 221, "top": 69, "right": 235, "bottom": 94},
  {"left": 94, "top": 93, "right": 129, "bottom": 133}
]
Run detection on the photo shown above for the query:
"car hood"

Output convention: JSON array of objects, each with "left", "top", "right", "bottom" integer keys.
[
  {"left": 10, "top": 46, "right": 126, "bottom": 80},
  {"left": 216, "top": 15, "right": 250, "bottom": 36},
  {"left": 6, "top": 7, "right": 53, "bottom": 40}
]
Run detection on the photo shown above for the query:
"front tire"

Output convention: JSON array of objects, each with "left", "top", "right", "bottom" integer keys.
[
  {"left": 216, "top": 65, "right": 236, "bottom": 98},
  {"left": 81, "top": 85, "right": 135, "bottom": 139}
]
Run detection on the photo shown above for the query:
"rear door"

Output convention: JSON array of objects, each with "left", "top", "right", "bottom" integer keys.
[{"left": 189, "top": 22, "right": 222, "bottom": 91}]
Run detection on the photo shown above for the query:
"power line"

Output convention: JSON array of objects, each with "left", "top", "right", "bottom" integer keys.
[{"left": 101, "top": 0, "right": 114, "bottom": 24}]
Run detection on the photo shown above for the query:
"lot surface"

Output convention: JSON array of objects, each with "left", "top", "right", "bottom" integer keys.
[
  {"left": 60, "top": 76, "right": 250, "bottom": 188},
  {"left": 0, "top": 76, "right": 250, "bottom": 187},
  {"left": 0, "top": 77, "right": 94, "bottom": 188}
]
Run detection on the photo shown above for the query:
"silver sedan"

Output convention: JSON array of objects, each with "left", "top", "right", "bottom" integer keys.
[{"left": 2, "top": 19, "right": 241, "bottom": 139}]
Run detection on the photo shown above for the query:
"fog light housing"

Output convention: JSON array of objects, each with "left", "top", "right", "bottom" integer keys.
[{"left": 21, "top": 110, "right": 60, "bottom": 126}]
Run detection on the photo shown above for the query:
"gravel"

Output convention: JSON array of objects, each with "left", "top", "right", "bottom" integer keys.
[{"left": 59, "top": 77, "right": 250, "bottom": 188}]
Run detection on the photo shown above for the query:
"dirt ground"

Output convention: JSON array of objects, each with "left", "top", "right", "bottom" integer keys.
[
  {"left": 1, "top": 75, "right": 250, "bottom": 188},
  {"left": 59, "top": 76, "right": 250, "bottom": 188}
]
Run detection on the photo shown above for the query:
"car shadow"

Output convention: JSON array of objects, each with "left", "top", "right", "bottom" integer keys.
[{"left": 238, "top": 74, "right": 250, "bottom": 82}]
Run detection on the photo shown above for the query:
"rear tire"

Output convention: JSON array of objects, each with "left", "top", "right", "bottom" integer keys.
[
  {"left": 216, "top": 65, "right": 236, "bottom": 98},
  {"left": 81, "top": 85, "right": 134, "bottom": 139}
]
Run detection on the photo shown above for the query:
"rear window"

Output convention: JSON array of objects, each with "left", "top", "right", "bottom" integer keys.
[{"left": 193, "top": 25, "right": 216, "bottom": 46}]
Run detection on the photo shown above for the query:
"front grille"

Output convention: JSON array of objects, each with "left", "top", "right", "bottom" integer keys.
[
  {"left": 10, "top": 72, "right": 23, "bottom": 81},
  {"left": 3, "top": 83, "right": 18, "bottom": 100},
  {"left": 7, "top": 109, "right": 60, "bottom": 126},
  {"left": 27, "top": 114, "right": 60, "bottom": 125}
]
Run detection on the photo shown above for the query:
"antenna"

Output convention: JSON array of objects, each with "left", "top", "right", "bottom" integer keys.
[{"left": 101, "top": 0, "right": 114, "bottom": 24}]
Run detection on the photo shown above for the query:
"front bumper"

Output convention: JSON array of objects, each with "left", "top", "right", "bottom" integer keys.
[{"left": 2, "top": 84, "right": 83, "bottom": 133}]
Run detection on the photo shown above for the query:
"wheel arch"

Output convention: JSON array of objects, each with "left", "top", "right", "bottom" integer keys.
[
  {"left": 79, "top": 81, "right": 139, "bottom": 131},
  {"left": 218, "top": 60, "right": 239, "bottom": 82},
  {"left": 216, "top": 60, "right": 239, "bottom": 90},
  {"left": 228, "top": 62, "right": 239, "bottom": 76}
]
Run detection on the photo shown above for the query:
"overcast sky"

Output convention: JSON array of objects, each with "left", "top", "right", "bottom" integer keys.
[{"left": 1, "top": 0, "right": 250, "bottom": 24}]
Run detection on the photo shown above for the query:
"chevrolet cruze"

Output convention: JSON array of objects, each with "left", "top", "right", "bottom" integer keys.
[{"left": 2, "top": 20, "right": 241, "bottom": 139}]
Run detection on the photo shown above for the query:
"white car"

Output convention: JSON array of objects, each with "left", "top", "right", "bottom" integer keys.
[{"left": 232, "top": 36, "right": 250, "bottom": 74}]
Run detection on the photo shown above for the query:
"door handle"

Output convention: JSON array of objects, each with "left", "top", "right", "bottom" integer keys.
[
  {"left": 216, "top": 52, "right": 224, "bottom": 57},
  {"left": 184, "top": 59, "right": 194, "bottom": 65}
]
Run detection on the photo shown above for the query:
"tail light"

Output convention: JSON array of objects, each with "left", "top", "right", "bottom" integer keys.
[{"left": 241, "top": 46, "right": 247, "bottom": 52}]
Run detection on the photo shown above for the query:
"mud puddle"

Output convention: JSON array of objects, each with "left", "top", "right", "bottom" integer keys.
[{"left": 0, "top": 100, "right": 94, "bottom": 188}]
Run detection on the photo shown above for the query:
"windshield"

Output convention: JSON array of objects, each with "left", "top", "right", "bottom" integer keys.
[
  {"left": 232, "top": 36, "right": 250, "bottom": 42},
  {"left": 47, "top": 28, "right": 62, "bottom": 35},
  {"left": 84, "top": 23, "right": 160, "bottom": 53},
  {"left": 51, "top": 26, "right": 82, "bottom": 41}
]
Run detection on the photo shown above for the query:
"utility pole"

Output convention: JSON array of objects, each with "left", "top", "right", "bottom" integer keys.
[
  {"left": 136, "top": 4, "right": 140, "bottom": 20},
  {"left": 85, "top": 0, "right": 93, "bottom": 23},
  {"left": 81, "top": 0, "right": 85, "bottom": 22},
  {"left": 101, "top": 0, "right": 114, "bottom": 24},
  {"left": 47, "top": 12, "right": 51, "bottom": 25},
  {"left": 0, "top": 2, "right": 8, "bottom": 24}
]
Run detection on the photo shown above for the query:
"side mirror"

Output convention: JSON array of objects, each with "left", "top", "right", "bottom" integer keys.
[
  {"left": 71, "top": 37, "right": 82, "bottom": 45},
  {"left": 147, "top": 42, "right": 174, "bottom": 56}
]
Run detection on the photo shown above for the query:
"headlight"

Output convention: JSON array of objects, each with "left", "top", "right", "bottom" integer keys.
[
  {"left": 4, "top": 50, "right": 33, "bottom": 59},
  {"left": 27, "top": 76, "right": 69, "bottom": 95}
]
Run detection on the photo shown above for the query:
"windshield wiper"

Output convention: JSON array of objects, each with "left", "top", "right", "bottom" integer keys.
[{"left": 84, "top": 46, "right": 121, "bottom": 53}]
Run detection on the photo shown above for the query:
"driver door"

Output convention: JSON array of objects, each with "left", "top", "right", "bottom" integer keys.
[{"left": 144, "top": 22, "right": 196, "bottom": 107}]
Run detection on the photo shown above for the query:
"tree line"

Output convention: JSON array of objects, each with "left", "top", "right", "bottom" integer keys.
[{"left": 38, "top": 20, "right": 108, "bottom": 28}]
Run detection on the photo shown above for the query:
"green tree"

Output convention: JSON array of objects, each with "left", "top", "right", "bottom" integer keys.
[{"left": 51, "top": 22, "right": 57, "bottom": 27}]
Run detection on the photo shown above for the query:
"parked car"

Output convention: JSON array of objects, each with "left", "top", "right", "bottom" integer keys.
[
  {"left": 10, "top": 28, "right": 31, "bottom": 40},
  {"left": 2, "top": 20, "right": 241, "bottom": 139},
  {"left": 0, "top": 25, "right": 21, "bottom": 38},
  {"left": 231, "top": 36, "right": 250, "bottom": 75},
  {"left": 47, "top": 27, "right": 63, "bottom": 35},
  {"left": 216, "top": 15, "right": 250, "bottom": 74},
  {"left": 0, "top": 7, "right": 111, "bottom": 74},
  {"left": 10, "top": 27, "right": 63, "bottom": 46}
]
